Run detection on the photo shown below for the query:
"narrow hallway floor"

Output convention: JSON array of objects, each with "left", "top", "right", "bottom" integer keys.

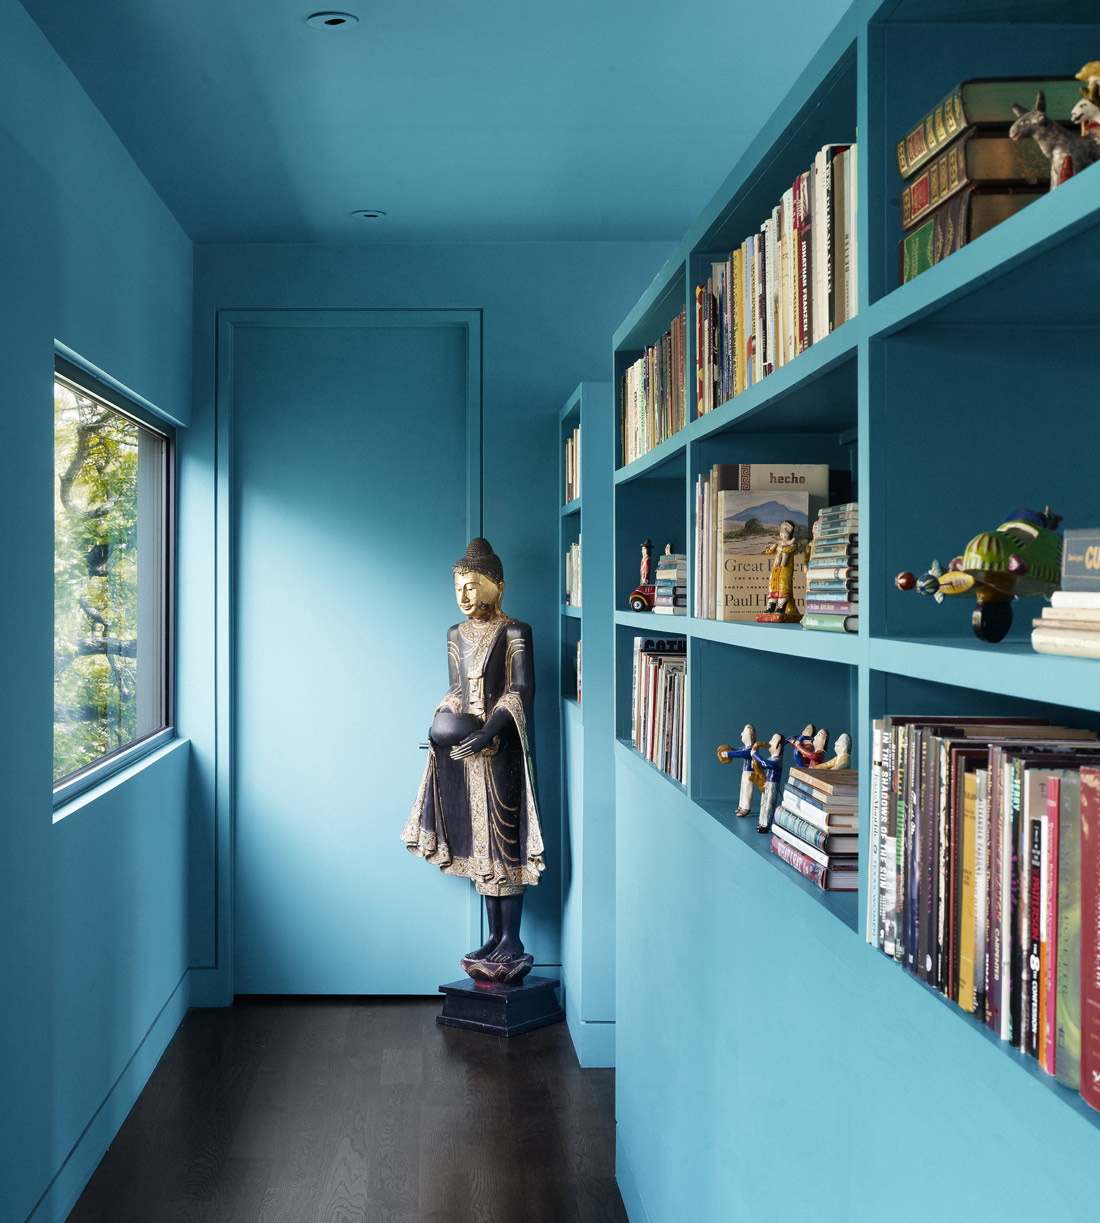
[{"left": 66, "top": 996, "right": 627, "bottom": 1223}]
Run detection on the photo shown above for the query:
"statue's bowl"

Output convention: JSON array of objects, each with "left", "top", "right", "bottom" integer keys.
[{"left": 430, "top": 711, "right": 484, "bottom": 748}]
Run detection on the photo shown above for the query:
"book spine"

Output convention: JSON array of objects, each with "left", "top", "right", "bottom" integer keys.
[
  {"left": 901, "top": 140, "right": 972, "bottom": 230},
  {"left": 774, "top": 805, "right": 831, "bottom": 851},
  {"left": 1081, "top": 767, "right": 1100, "bottom": 1111},
  {"left": 1061, "top": 528, "right": 1100, "bottom": 591},
  {"left": 1031, "top": 627, "right": 1100, "bottom": 659},
  {"left": 801, "top": 612, "right": 857, "bottom": 632},
  {"left": 1028, "top": 812, "right": 1043, "bottom": 1059},
  {"left": 770, "top": 833, "right": 828, "bottom": 889},
  {"left": 897, "top": 83, "right": 964, "bottom": 178},
  {"left": 805, "top": 600, "right": 859, "bottom": 614},
  {"left": 1056, "top": 771, "right": 1082, "bottom": 1089}
]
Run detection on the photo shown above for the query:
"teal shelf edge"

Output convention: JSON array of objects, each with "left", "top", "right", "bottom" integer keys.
[
  {"left": 562, "top": 696, "right": 582, "bottom": 720},
  {"left": 691, "top": 617, "right": 864, "bottom": 665},
  {"left": 683, "top": 324, "right": 859, "bottom": 440},
  {"left": 869, "top": 636, "right": 1100, "bottom": 713},
  {"left": 614, "top": 430, "right": 687, "bottom": 485},
  {"left": 561, "top": 605, "right": 582, "bottom": 620},
  {"left": 615, "top": 609, "right": 688, "bottom": 632},
  {"left": 561, "top": 497, "right": 581, "bottom": 518},
  {"left": 868, "top": 939, "right": 1100, "bottom": 1134},
  {"left": 614, "top": 737, "right": 688, "bottom": 795}
]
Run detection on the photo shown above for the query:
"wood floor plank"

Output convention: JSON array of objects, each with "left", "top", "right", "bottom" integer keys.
[{"left": 67, "top": 998, "right": 628, "bottom": 1223}]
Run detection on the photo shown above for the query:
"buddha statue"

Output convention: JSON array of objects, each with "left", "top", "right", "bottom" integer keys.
[{"left": 401, "top": 538, "right": 544, "bottom": 983}]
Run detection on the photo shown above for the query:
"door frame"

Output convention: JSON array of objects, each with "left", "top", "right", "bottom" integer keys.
[{"left": 200, "top": 308, "right": 483, "bottom": 1001}]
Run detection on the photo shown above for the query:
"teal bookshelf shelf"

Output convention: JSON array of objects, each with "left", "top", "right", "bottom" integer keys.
[{"left": 603, "top": 3, "right": 1100, "bottom": 1209}]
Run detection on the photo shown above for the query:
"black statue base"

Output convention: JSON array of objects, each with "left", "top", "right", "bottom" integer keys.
[{"left": 437, "top": 974, "right": 565, "bottom": 1037}]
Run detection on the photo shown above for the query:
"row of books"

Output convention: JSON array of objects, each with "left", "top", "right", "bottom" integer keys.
[
  {"left": 802, "top": 502, "right": 858, "bottom": 634},
  {"left": 693, "top": 461, "right": 828, "bottom": 620},
  {"left": 630, "top": 636, "right": 686, "bottom": 784},
  {"left": 696, "top": 142, "right": 857, "bottom": 416},
  {"left": 770, "top": 766, "right": 859, "bottom": 892},
  {"left": 563, "top": 423, "right": 581, "bottom": 505},
  {"left": 653, "top": 550, "right": 686, "bottom": 616},
  {"left": 868, "top": 714, "right": 1100, "bottom": 1109},
  {"left": 564, "top": 538, "right": 581, "bottom": 608},
  {"left": 619, "top": 306, "right": 687, "bottom": 466},
  {"left": 1031, "top": 528, "right": 1100, "bottom": 660},
  {"left": 896, "top": 77, "right": 1083, "bottom": 284}
]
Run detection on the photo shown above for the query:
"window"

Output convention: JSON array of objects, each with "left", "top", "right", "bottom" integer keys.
[{"left": 53, "top": 360, "right": 173, "bottom": 797}]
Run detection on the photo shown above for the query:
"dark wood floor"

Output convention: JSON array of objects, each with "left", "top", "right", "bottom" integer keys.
[{"left": 66, "top": 996, "right": 627, "bottom": 1223}]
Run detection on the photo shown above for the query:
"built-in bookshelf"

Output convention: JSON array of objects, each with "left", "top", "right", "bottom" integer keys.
[
  {"left": 557, "top": 383, "right": 616, "bottom": 1069},
  {"left": 602, "top": 0, "right": 1100, "bottom": 1177}
]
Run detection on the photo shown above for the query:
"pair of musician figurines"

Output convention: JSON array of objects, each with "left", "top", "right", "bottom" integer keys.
[{"left": 716, "top": 724, "right": 851, "bottom": 832}]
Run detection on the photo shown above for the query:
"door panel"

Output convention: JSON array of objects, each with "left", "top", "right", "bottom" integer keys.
[{"left": 232, "top": 318, "right": 475, "bottom": 993}]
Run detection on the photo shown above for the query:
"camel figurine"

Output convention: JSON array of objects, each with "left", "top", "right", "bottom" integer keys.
[
  {"left": 1072, "top": 81, "right": 1100, "bottom": 146},
  {"left": 1009, "top": 90, "right": 1100, "bottom": 188}
]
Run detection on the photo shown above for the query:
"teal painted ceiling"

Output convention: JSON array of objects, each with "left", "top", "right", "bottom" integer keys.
[{"left": 21, "top": 0, "right": 852, "bottom": 244}]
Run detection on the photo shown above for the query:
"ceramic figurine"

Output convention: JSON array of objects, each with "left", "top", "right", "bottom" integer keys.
[
  {"left": 789, "top": 726, "right": 828, "bottom": 768},
  {"left": 817, "top": 733, "right": 852, "bottom": 771},
  {"left": 751, "top": 733, "right": 785, "bottom": 833},
  {"left": 757, "top": 519, "right": 803, "bottom": 623},
  {"left": 1077, "top": 60, "right": 1100, "bottom": 91},
  {"left": 629, "top": 539, "right": 656, "bottom": 611},
  {"left": 1009, "top": 90, "right": 1100, "bottom": 188},
  {"left": 895, "top": 507, "right": 1063, "bottom": 643},
  {"left": 402, "top": 538, "right": 545, "bottom": 985},
  {"left": 1072, "top": 81, "right": 1100, "bottom": 144},
  {"left": 717, "top": 723, "right": 765, "bottom": 816}
]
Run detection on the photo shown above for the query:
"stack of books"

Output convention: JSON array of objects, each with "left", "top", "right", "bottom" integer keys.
[
  {"left": 563, "top": 423, "right": 580, "bottom": 504},
  {"left": 620, "top": 305, "right": 688, "bottom": 466},
  {"left": 653, "top": 550, "right": 687, "bottom": 615},
  {"left": 1032, "top": 528, "right": 1100, "bottom": 659},
  {"left": 868, "top": 714, "right": 1100, "bottom": 1109},
  {"left": 770, "top": 766, "right": 859, "bottom": 891},
  {"left": 630, "top": 636, "right": 687, "bottom": 783},
  {"left": 564, "top": 538, "right": 582, "bottom": 608},
  {"left": 695, "top": 142, "right": 857, "bottom": 414},
  {"left": 692, "top": 461, "right": 828, "bottom": 620},
  {"left": 802, "top": 502, "right": 858, "bottom": 632},
  {"left": 896, "top": 78, "right": 1081, "bottom": 285}
]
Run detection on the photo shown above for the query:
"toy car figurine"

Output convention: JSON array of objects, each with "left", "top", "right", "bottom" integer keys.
[
  {"left": 628, "top": 583, "right": 656, "bottom": 612},
  {"left": 895, "top": 507, "right": 1063, "bottom": 643}
]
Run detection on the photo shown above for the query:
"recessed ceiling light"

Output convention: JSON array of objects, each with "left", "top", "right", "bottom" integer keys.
[
  {"left": 351, "top": 209, "right": 386, "bottom": 219},
  {"left": 307, "top": 12, "right": 359, "bottom": 28}
]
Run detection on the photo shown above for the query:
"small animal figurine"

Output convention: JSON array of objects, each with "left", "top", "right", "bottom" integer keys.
[
  {"left": 1072, "top": 81, "right": 1100, "bottom": 144},
  {"left": 717, "top": 723, "right": 765, "bottom": 816},
  {"left": 895, "top": 506, "right": 1063, "bottom": 643},
  {"left": 1009, "top": 90, "right": 1100, "bottom": 187},
  {"left": 817, "top": 732, "right": 851, "bottom": 771},
  {"left": 751, "top": 733, "right": 785, "bottom": 833}
]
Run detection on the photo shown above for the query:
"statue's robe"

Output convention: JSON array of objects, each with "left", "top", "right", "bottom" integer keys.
[{"left": 402, "top": 615, "right": 544, "bottom": 897}]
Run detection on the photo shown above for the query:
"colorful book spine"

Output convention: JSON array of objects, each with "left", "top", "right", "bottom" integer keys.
[
  {"left": 770, "top": 833, "right": 857, "bottom": 891},
  {"left": 1080, "top": 766, "right": 1100, "bottom": 1111},
  {"left": 1061, "top": 528, "right": 1100, "bottom": 591}
]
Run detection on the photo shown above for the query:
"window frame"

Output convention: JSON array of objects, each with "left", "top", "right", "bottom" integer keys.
[{"left": 52, "top": 354, "right": 177, "bottom": 808}]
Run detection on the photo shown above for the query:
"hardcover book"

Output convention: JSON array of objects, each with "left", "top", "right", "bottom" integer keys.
[
  {"left": 899, "top": 133, "right": 1049, "bottom": 230},
  {"left": 899, "top": 187, "right": 1045, "bottom": 284},
  {"left": 1060, "top": 528, "right": 1100, "bottom": 590},
  {"left": 895, "top": 77, "right": 1082, "bottom": 179},
  {"left": 717, "top": 489, "right": 821, "bottom": 622},
  {"left": 1082, "top": 766, "right": 1100, "bottom": 1112}
]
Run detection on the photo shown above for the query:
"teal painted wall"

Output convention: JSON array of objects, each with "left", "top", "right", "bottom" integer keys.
[
  {"left": 615, "top": 751, "right": 1100, "bottom": 1222},
  {"left": 185, "top": 240, "right": 672, "bottom": 1001},
  {"left": 0, "top": 2, "right": 194, "bottom": 1220}
]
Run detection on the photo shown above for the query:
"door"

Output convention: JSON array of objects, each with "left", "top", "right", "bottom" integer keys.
[{"left": 229, "top": 313, "right": 479, "bottom": 993}]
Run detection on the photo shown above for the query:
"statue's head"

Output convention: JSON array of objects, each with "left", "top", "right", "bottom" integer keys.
[
  {"left": 813, "top": 727, "right": 829, "bottom": 752},
  {"left": 741, "top": 723, "right": 755, "bottom": 746},
  {"left": 835, "top": 733, "right": 852, "bottom": 758},
  {"left": 454, "top": 537, "right": 505, "bottom": 620}
]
